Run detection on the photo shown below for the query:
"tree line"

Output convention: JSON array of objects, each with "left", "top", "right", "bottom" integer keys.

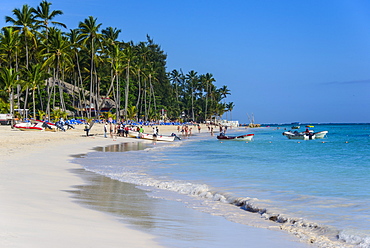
[{"left": 0, "top": 0, "right": 234, "bottom": 123}]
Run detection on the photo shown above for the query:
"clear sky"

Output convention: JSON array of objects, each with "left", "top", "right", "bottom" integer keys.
[{"left": 1, "top": 0, "right": 370, "bottom": 124}]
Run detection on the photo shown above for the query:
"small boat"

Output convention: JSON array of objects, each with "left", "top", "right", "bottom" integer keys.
[
  {"left": 128, "top": 130, "right": 141, "bottom": 138},
  {"left": 217, "top": 133, "right": 254, "bottom": 141},
  {"left": 291, "top": 122, "right": 300, "bottom": 129},
  {"left": 128, "top": 131, "right": 175, "bottom": 142},
  {"left": 282, "top": 131, "right": 315, "bottom": 140},
  {"left": 282, "top": 130, "right": 328, "bottom": 140},
  {"left": 14, "top": 120, "right": 56, "bottom": 131},
  {"left": 314, "top": 131, "right": 328, "bottom": 139}
]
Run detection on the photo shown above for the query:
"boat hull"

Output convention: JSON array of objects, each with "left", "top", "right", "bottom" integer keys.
[
  {"left": 134, "top": 132, "right": 176, "bottom": 142},
  {"left": 217, "top": 134, "right": 254, "bottom": 141},
  {"left": 314, "top": 131, "right": 328, "bottom": 139}
]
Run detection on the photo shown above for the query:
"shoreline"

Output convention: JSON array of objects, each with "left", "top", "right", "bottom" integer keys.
[
  {"left": 0, "top": 124, "right": 310, "bottom": 247},
  {"left": 0, "top": 124, "right": 170, "bottom": 248}
]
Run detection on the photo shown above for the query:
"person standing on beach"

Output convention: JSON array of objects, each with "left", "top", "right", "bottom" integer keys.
[
  {"left": 109, "top": 122, "right": 114, "bottom": 139},
  {"left": 104, "top": 122, "right": 108, "bottom": 138},
  {"left": 198, "top": 124, "right": 201, "bottom": 133}
]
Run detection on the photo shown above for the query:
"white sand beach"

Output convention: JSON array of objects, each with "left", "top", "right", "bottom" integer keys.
[
  {"left": 0, "top": 124, "right": 311, "bottom": 248},
  {"left": 0, "top": 124, "right": 177, "bottom": 248}
]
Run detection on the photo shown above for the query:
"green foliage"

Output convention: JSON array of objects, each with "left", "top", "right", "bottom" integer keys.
[{"left": 0, "top": 1, "right": 233, "bottom": 123}]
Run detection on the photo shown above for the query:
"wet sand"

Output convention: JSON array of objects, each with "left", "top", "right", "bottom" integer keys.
[{"left": 0, "top": 123, "right": 312, "bottom": 247}]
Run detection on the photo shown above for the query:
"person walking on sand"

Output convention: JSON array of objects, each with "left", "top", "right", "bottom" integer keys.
[{"left": 198, "top": 124, "right": 201, "bottom": 133}]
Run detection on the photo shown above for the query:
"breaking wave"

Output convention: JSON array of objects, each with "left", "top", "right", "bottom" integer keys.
[{"left": 81, "top": 159, "right": 369, "bottom": 248}]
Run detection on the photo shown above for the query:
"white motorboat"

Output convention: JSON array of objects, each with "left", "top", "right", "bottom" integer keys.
[
  {"left": 140, "top": 132, "right": 176, "bottom": 142},
  {"left": 282, "top": 130, "right": 328, "bottom": 140},
  {"left": 128, "top": 130, "right": 175, "bottom": 141},
  {"left": 217, "top": 133, "right": 254, "bottom": 141},
  {"left": 128, "top": 130, "right": 141, "bottom": 138},
  {"left": 283, "top": 131, "right": 315, "bottom": 140},
  {"left": 314, "top": 131, "right": 328, "bottom": 139}
]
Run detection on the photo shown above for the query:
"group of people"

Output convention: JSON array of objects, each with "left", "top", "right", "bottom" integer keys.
[
  {"left": 103, "top": 121, "right": 146, "bottom": 139},
  {"left": 177, "top": 125, "right": 193, "bottom": 137}
]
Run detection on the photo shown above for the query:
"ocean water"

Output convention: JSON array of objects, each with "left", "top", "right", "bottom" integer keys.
[{"left": 74, "top": 124, "right": 370, "bottom": 248}]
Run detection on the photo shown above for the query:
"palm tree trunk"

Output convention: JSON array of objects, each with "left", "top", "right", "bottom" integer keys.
[
  {"left": 23, "top": 87, "right": 29, "bottom": 119},
  {"left": 32, "top": 89, "right": 36, "bottom": 119},
  {"left": 116, "top": 73, "right": 120, "bottom": 121},
  {"left": 124, "top": 61, "right": 130, "bottom": 120}
]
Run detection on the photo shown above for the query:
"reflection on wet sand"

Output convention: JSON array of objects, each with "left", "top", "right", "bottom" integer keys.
[
  {"left": 93, "top": 141, "right": 150, "bottom": 153},
  {"left": 68, "top": 169, "right": 160, "bottom": 230}
]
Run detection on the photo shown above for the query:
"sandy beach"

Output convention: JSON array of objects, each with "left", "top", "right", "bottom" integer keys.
[
  {"left": 0, "top": 123, "right": 181, "bottom": 248},
  {"left": 0, "top": 123, "right": 312, "bottom": 248}
]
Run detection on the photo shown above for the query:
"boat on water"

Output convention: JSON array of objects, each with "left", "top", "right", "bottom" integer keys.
[
  {"left": 291, "top": 122, "right": 300, "bottom": 129},
  {"left": 128, "top": 130, "right": 176, "bottom": 142},
  {"left": 217, "top": 133, "right": 254, "bottom": 141},
  {"left": 282, "top": 130, "right": 328, "bottom": 140},
  {"left": 141, "top": 133, "right": 176, "bottom": 142},
  {"left": 313, "top": 130, "right": 328, "bottom": 139}
]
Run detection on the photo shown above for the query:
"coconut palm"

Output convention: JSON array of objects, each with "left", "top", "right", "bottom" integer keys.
[
  {"left": 0, "top": 68, "right": 19, "bottom": 125},
  {"left": 101, "top": 27, "right": 121, "bottom": 46},
  {"left": 33, "top": 0, "right": 66, "bottom": 31},
  {"left": 122, "top": 43, "right": 136, "bottom": 119},
  {"left": 0, "top": 27, "right": 20, "bottom": 69},
  {"left": 43, "top": 28, "right": 72, "bottom": 114},
  {"left": 185, "top": 70, "right": 198, "bottom": 121},
  {"left": 25, "top": 64, "right": 48, "bottom": 119},
  {"left": 67, "top": 28, "right": 86, "bottom": 117},
  {"left": 226, "top": 102, "right": 235, "bottom": 121},
  {"left": 78, "top": 16, "right": 102, "bottom": 117},
  {"left": 169, "top": 69, "right": 183, "bottom": 115},
  {"left": 5, "top": 4, "right": 38, "bottom": 69},
  {"left": 200, "top": 73, "right": 215, "bottom": 121},
  {"left": 126, "top": 105, "right": 137, "bottom": 121},
  {"left": 219, "top": 85, "right": 230, "bottom": 100}
]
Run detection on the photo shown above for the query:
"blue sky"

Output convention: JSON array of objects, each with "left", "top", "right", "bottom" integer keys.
[{"left": 1, "top": 0, "right": 370, "bottom": 124}]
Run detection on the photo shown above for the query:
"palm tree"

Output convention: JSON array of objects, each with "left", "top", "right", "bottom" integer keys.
[
  {"left": 78, "top": 16, "right": 102, "bottom": 118},
  {"left": 122, "top": 43, "right": 136, "bottom": 120},
  {"left": 0, "top": 68, "right": 19, "bottom": 126},
  {"left": 185, "top": 70, "right": 198, "bottom": 121},
  {"left": 25, "top": 64, "right": 48, "bottom": 119},
  {"left": 5, "top": 4, "right": 38, "bottom": 69},
  {"left": 43, "top": 28, "right": 72, "bottom": 114},
  {"left": 200, "top": 73, "right": 215, "bottom": 121},
  {"left": 219, "top": 85, "right": 230, "bottom": 100},
  {"left": 0, "top": 27, "right": 20, "bottom": 69},
  {"left": 33, "top": 0, "right": 66, "bottom": 31},
  {"left": 169, "top": 69, "right": 183, "bottom": 116},
  {"left": 226, "top": 102, "right": 235, "bottom": 121},
  {"left": 126, "top": 105, "right": 137, "bottom": 121},
  {"left": 101, "top": 27, "right": 121, "bottom": 46},
  {"left": 67, "top": 28, "right": 86, "bottom": 117}
]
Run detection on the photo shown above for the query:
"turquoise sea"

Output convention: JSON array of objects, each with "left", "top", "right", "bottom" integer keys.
[{"left": 73, "top": 124, "right": 370, "bottom": 248}]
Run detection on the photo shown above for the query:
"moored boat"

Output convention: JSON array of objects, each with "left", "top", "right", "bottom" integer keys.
[
  {"left": 140, "top": 132, "right": 176, "bottom": 142},
  {"left": 282, "top": 131, "right": 315, "bottom": 140},
  {"left": 217, "top": 133, "right": 254, "bottom": 141},
  {"left": 314, "top": 131, "right": 328, "bottom": 139},
  {"left": 282, "top": 130, "right": 328, "bottom": 140}
]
